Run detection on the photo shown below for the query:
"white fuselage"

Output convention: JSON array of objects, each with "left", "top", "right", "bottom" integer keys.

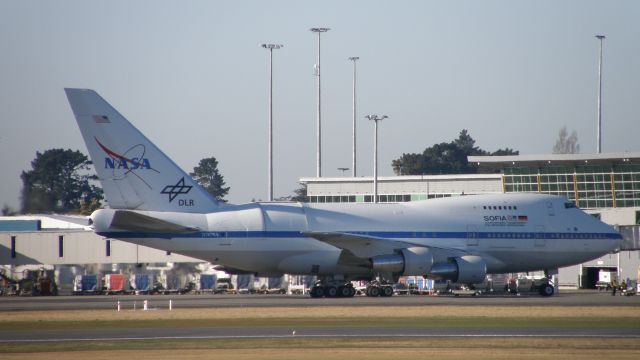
[{"left": 92, "top": 193, "right": 621, "bottom": 278}]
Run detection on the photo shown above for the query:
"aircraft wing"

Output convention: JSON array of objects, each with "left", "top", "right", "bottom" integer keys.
[
  {"left": 303, "top": 231, "right": 423, "bottom": 258},
  {"left": 110, "top": 210, "right": 199, "bottom": 234}
]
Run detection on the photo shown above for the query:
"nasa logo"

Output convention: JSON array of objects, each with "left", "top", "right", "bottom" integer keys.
[
  {"left": 94, "top": 137, "right": 159, "bottom": 189},
  {"left": 105, "top": 157, "right": 151, "bottom": 170},
  {"left": 96, "top": 138, "right": 153, "bottom": 170}
]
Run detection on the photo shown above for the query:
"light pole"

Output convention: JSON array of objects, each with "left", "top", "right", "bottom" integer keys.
[
  {"left": 595, "top": 35, "right": 605, "bottom": 154},
  {"left": 349, "top": 56, "right": 359, "bottom": 177},
  {"left": 310, "top": 27, "right": 330, "bottom": 177},
  {"left": 262, "top": 43, "right": 283, "bottom": 201},
  {"left": 365, "top": 114, "right": 388, "bottom": 203}
]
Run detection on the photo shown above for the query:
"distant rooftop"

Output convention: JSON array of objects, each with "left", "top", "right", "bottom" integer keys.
[
  {"left": 468, "top": 152, "right": 640, "bottom": 167},
  {"left": 300, "top": 173, "right": 502, "bottom": 183}
]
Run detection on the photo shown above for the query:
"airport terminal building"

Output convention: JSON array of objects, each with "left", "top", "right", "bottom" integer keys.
[{"left": 303, "top": 152, "right": 640, "bottom": 211}]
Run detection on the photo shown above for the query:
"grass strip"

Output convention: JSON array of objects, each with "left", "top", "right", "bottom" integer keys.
[{"left": 2, "top": 337, "right": 640, "bottom": 355}]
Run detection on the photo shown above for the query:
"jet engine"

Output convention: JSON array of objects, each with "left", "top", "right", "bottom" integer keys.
[
  {"left": 370, "top": 247, "right": 434, "bottom": 276},
  {"left": 428, "top": 255, "right": 487, "bottom": 284}
]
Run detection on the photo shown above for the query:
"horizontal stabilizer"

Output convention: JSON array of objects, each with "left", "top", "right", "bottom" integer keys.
[{"left": 110, "top": 210, "right": 199, "bottom": 234}]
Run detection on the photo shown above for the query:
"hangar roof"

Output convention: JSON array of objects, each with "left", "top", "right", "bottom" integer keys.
[{"left": 468, "top": 152, "right": 640, "bottom": 167}]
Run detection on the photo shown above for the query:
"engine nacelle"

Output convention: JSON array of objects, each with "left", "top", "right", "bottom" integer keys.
[
  {"left": 428, "top": 255, "right": 487, "bottom": 284},
  {"left": 371, "top": 247, "right": 433, "bottom": 276}
]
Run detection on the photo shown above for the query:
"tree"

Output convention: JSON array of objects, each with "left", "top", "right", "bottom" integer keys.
[
  {"left": 20, "top": 149, "right": 103, "bottom": 214},
  {"left": 2, "top": 204, "right": 17, "bottom": 216},
  {"left": 79, "top": 198, "right": 102, "bottom": 216},
  {"left": 291, "top": 183, "right": 308, "bottom": 202},
  {"left": 490, "top": 148, "right": 519, "bottom": 156},
  {"left": 392, "top": 153, "right": 424, "bottom": 175},
  {"left": 392, "top": 130, "right": 518, "bottom": 175},
  {"left": 190, "top": 157, "right": 230, "bottom": 201},
  {"left": 552, "top": 126, "right": 580, "bottom": 154}
]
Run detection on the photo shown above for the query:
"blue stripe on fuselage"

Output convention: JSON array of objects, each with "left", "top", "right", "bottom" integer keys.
[{"left": 96, "top": 230, "right": 622, "bottom": 241}]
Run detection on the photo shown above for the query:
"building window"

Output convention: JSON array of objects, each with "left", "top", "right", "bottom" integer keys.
[
  {"left": 10, "top": 236, "right": 16, "bottom": 259},
  {"left": 58, "top": 235, "right": 64, "bottom": 258},
  {"left": 106, "top": 240, "right": 111, "bottom": 257}
]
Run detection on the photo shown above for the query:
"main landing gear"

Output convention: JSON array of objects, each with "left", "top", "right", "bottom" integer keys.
[
  {"left": 364, "top": 280, "right": 394, "bottom": 297},
  {"left": 309, "top": 281, "right": 356, "bottom": 298}
]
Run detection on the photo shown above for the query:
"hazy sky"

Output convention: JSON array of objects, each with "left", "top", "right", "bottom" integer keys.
[{"left": 1, "top": 1, "right": 639, "bottom": 209}]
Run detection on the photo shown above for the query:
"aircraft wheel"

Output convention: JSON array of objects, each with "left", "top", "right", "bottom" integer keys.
[
  {"left": 338, "top": 286, "right": 352, "bottom": 298},
  {"left": 348, "top": 286, "right": 356, "bottom": 297},
  {"left": 366, "top": 286, "right": 380, "bottom": 297},
  {"left": 539, "top": 284, "right": 554, "bottom": 297},
  {"left": 326, "top": 286, "right": 338, "bottom": 298},
  {"left": 310, "top": 286, "right": 324, "bottom": 298},
  {"left": 381, "top": 286, "right": 394, "bottom": 297}
]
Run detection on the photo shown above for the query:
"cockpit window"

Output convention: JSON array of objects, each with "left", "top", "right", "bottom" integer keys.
[{"left": 564, "top": 202, "right": 576, "bottom": 209}]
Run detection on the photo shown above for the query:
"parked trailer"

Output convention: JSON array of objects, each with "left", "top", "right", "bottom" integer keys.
[
  {"left": 196, "top": 274, "right": 216, "bottom": 293},
  {"left": 156, "top": 272, "right": 190, "bottom": 294},
  {"left": 73, "top": 274, "right": 101, "bottom": 295},
  {"left": 36, "top": 278, "right": 55, "bottom": 296},
  {"left": 130, "top": 274, "right": 151, "bottom": 294},
  {"left": 104, "top": 274, "right": 129, "bottom": 295}
]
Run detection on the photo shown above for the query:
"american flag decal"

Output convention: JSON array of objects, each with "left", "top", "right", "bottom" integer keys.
[
  {"left": 93, "top": 115, "right": 110, "bottom": 123},
  {"left": 518, "top": 215, "right": 528, "bottom": 221}
]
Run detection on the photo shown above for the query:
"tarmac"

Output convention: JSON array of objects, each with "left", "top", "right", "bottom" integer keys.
[
  {"left": 0, "top": 290, "right": 638, "bottom": 312},
  {"left": 1, "top": 290, "right": 638, "bottom": 342}
]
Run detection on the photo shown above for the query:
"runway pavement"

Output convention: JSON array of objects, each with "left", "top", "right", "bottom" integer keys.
[
  {"left": 1, "top": 326, "right": 639, "bottom": 342},
  {"left": 0, "top": 290, "right": 638, "bottom": 312}
]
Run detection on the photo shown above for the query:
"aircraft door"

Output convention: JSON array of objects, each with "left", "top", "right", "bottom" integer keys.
[{"left": 467, "top": 225, "right": 479, "bottom": 246}]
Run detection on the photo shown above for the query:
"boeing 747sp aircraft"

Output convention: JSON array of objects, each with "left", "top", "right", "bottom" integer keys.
[{"left": 66, "top": 88, "right": 622, "bottom": 297}]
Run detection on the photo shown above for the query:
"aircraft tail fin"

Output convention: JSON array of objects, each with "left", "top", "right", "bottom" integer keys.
[{"left": 65, "top": 88, "right": 219, "bottom": 213}]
